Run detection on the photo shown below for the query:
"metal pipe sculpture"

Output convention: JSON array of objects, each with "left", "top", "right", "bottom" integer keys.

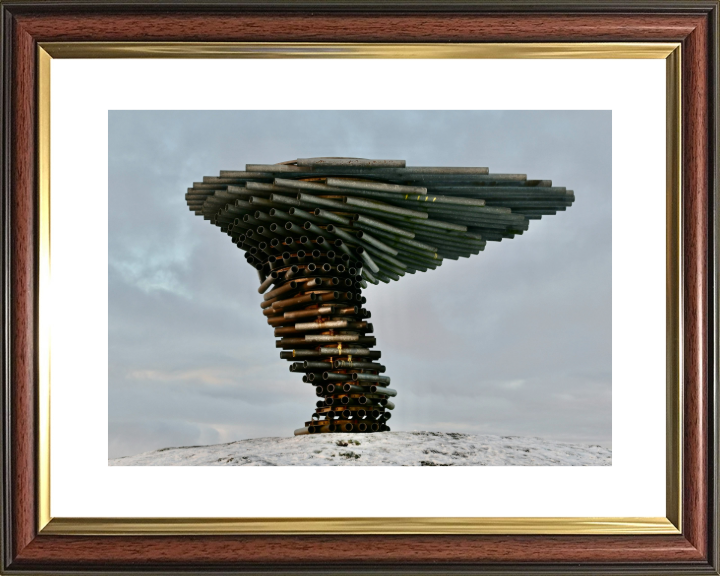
[{"left": 186, "top": 158, "right": 575, "bottom": 435}]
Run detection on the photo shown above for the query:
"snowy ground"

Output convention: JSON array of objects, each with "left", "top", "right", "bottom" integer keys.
[{"left": 109, "top": 432, "right": 611, "bottom": 466}]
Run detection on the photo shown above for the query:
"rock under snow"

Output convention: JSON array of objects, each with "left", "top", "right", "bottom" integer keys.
[{"left": 109, "top": 432, "right": 611, "bottom": 466}]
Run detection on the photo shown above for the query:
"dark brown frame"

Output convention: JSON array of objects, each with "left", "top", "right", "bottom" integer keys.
[{"left": 1, "top": 1, "right": 718, "bottom": 573}]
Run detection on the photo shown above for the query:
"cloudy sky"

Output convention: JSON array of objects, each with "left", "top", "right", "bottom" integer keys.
[{"left": 108, "top": 110, "right": 611, "bottom": 460}]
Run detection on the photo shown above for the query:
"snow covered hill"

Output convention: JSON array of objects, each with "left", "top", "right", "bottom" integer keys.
[{"left": 109, "top": 432, "right": 611, "bottom": 466}]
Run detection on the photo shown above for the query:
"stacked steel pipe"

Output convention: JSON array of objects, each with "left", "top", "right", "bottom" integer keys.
[{"left": 185, "top": 158, "right": 575, "bottom": 435}]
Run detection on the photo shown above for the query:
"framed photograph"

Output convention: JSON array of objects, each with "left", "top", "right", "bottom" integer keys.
[{"left": 1, "top": 1, "right": 717, "bottom": 574}]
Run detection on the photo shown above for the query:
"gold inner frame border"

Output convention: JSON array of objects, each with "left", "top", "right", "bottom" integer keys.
[{"left": 36, "top": 41, "right": 682, "bottom": 536}]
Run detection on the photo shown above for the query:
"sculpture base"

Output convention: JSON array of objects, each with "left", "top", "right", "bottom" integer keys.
[{"left": 295, "top": 421, "right": 391, "bottom": 435}]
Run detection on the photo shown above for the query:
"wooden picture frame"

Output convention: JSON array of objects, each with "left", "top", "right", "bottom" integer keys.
[{"left": 1, "top": 1, "right": 717, "bottom": 573}]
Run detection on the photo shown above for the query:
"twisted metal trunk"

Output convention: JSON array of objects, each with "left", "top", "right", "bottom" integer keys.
[{"left": 261, "top": 244, "right": 392, "bottom": 435}]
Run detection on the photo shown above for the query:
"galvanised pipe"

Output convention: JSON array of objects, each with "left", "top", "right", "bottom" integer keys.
[
  {"left": 326, "top": 177, "right": 426, "bottom": 195},
  {"left": 285, "top": 265, "right": 300, "bottom": 280},
  {"left": 283, "top": 306, "right": 335, "bottom": 319},
  {"left": 354, "top": 230, "right": 398, "bottom": 256},
  {"left": 285, "top": 221, "right": 304, "bottom": 235},
  {"left": 318, "top": 347, "right": 381, "bottom": 358},
  {"left": 257, "top": 274, "right": 275, "bottom": 294},
  {"left": 352, "top": 373, "right": 391, "bottom": 384},
  {"left": 370, "top": 385, "right": 397, "bottom": 397},
  {"left": 322, "top": 372, "right": 353, "bottom": 382},
  {"left": 352, "top": 214, "right": 415, "bottom": 239},
  {"left": 313, "top": 208, "right": 351, "bottom": 226},
  {"left": 288, "top": 206, "right": 325, "bottom": 224},
  {"left": 303, "top": 221, "right": 325, "bottom": 237},
  {"left": 258, "top": 242, "right": 273, "bottom": 257},
  {"left": 354, "top": 246, "right": 380, "bottom": 274},
  {"left": 325, "top": 383, "right": 345, "bottom": 394},
  {"left": 271, "top": 293, "right": 318, "bottom": 310},
  {"left": 334, "top": 360, "right": 386, "bottom": 372},
  {"left": 296, "top": 158, "right": 406, "bottom": 168},
  {"left": 269, "top": 207, "right": 299, "bottom": 224},
  {"left": 341, "top": 384, "right": 365, "bottom": 394},
  {"left": 344, "top": 196, "right": 428, "bottom": 219},
  {"left": 263, "top": 281, "right": 298, "bottom": 301},
  {"left": 303, "top": 361, "right": 334, "bottom": 370}
]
